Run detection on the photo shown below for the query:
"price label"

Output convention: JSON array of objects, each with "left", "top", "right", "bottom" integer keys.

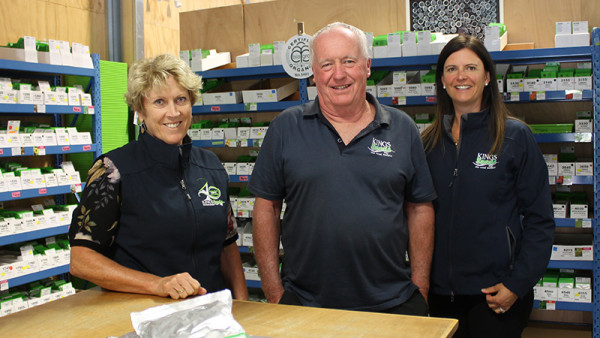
[
  {"left": 34, "top": 104, "right": 46, "bottom": 113},
  {"left": 535, "top": 91, "right": 546, "bottom": 101},
  {"left": 83, "top": 145, "right": 92, "bottom": 151},
  {"left": 392, "top": 97, "right": 407, "bottom": 106},
  {"left": 72, "top": 106, "right": 82, "bottom": 113},
  {"left": 38, "top": 188, "right": 47, "bottom": 195},
  {"left": 245, "top": 103, "right": 258, "bottom": 111},
  {"left": 510, "top": 92, "right": 520, "bottom": 102},
  {"left": 211, "top": 106, "right": 221, "bottom": 112},
  {"left": 0, "top": 280, "right": 7, "bottom": 291}
]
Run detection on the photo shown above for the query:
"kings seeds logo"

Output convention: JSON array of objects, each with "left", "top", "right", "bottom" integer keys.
[
  {"left": 473, "top": 153, "right": 498, "bottom": 170},
  {"left": 198, "top": 181, "right": 224, "bottom": 207},
  {"left": 368, "top": 138, "right": 395, "bottom": 157}
]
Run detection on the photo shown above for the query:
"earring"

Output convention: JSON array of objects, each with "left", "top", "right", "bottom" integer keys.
[
  {"left": 485, "top": 82, "right": 489, "bottom": 86},
  {"left": 140, "top": 121, "right": 147, "bottom": 134},
  {"left": 443, "top": 85, "right": 446, "bottom": 89}
]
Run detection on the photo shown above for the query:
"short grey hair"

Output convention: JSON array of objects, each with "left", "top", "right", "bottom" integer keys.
[{"left": 309, "top": 22, "right": 370, "bottom": 66}]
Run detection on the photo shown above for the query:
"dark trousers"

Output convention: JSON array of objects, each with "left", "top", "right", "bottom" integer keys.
[
  {"left": 279, "top": 289, "right": 429, "bottom": 316},
  {"left": 429, "top": 290, "right": 534, "bottom": 338}
]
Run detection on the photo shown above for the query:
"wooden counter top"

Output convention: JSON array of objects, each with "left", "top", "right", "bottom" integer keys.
[{"left": 0, "top": 287, "right": 457, "bottom": 337}]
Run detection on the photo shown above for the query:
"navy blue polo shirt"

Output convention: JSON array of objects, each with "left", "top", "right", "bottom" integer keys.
[{"left": 248, "top": 93, "right": 436, "bottom": 311}]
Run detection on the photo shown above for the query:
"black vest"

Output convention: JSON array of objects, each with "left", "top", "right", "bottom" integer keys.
[{"left": 106, "top": 132, "right": 229, "bottom": 292}]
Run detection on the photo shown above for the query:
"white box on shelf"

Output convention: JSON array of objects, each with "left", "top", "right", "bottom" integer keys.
[
  {"left": 570, "top": 203, "right": 588, "bottom": 218},
  {"left": 191, "top": 50, "right": 231, "bottom": 72},
  {"left": 241, "top": 78, "right": 298, "bottom": 103},
  {"left": 575, "top": 162, "right": 593, "bottom": 176},
  {"left": 557, "top": 163, "right": 575, "bottom": 176},
  {"left": 551, "top": 245, "right": 593, "bottom": 261},
  {"left": 202, "top": 80, "right": 258, "bottom": 105},
  {"left": 236, "top": 53, "right": 249, "bottom": 68},
  {"left": 553, "top": 203, "right": 567, "bottom": 218}
]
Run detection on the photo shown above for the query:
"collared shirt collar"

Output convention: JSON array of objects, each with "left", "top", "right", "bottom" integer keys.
[{"left": 303, "top": 92, "right": 391, "bottom": 128}]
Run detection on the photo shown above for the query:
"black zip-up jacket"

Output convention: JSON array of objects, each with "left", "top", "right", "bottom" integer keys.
[{"left": 427, "top": 109, "right": 555, "bottom": 298}]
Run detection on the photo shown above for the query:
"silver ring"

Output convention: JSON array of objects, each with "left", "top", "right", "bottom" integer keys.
[{"left": 499, "top": 307, "right": 505, "bottom": 313}]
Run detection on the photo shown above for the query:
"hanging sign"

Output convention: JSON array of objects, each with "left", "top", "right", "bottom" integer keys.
[{"left": 282, "top": 34, "right": 312, "bottom": 79}]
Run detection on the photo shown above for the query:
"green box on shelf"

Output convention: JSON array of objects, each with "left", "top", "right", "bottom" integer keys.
[
  {"left": 558, "top": 69, "right": 574, "bottom": 77},
  {"left": 260, "top": 44, "right": 274, "bottom": 54},
  {"left": 528, "top": 123, "right": 573, "bottom": 134},
  {"left": 373, "top": 35, "right": 388, "bottom": 46},
  {"left": 526, "top": 69, "right": 542, "bottom": 79},
  {"left": 507, "top": 72, "right": 524, "bottom": 79}
]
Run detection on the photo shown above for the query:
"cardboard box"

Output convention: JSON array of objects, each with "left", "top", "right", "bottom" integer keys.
[
  {"left": 557, "top": 163, "right": 575, "bottom": 176},
  {"left": 575, "top": 162, "right": 593, "bottom": 176},
  {"left": 242, "top": 78, "right": 298, "bottom": 103},
  {"left": 574, "top": 120, "right": 593, "bottom": 133},
  {"left": 570, "top": 203, "right": 588, "bottom": 219},
  {"left": 190, "top": 50, "right": 231, "bottom": 72},
  {"left": 553, "top": 203, "right": 567, "bottom": 218},
  {"left": 202, "top": 80, "right": 258, "bottom": 105},
  {"left": 551, "top": 245, "right": 593, "bottom": 261}
]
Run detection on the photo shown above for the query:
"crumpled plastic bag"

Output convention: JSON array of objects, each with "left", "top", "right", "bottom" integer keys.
[{"left": 126, "top": 289, "right": 246, "bottom": 338}]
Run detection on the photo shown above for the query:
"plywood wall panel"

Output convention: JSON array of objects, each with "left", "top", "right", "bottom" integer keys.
[
  {"left": 243, "top": 0, "right": 404, "bottom": 47},
  {"left": 144, "top": 24, "right": 180, "bottom": 58},
  {"left": 504, "top": 0, "right": 600, "bottom": 48},
  {"left": 0, "top": 0, "right": 107, "bottom": 59},
  {"left": 179, "top": 5, "right": 246, "bottom": 59}
]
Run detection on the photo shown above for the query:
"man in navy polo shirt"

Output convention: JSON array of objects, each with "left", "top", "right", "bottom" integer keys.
[{"left": 248, "top": 22, "right": 436, "bottom": 315}]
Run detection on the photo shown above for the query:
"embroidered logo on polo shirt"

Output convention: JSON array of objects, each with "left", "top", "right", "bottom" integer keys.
[
  {"left": 368, "top": 138, "right": 395, "bottom": 157},
  {"left": 198, "top": 182, "right": 225, "bottom": 207},
  {"left": 473, "top": 153, "right": 498, "bottom": 170}
]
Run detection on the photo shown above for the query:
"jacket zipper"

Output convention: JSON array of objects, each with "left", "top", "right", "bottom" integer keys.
[
  {"left": 448, "top": 130, "right": 460, "bottom": 298},
  {"left": 179, "top": 149, "right": 197, "bottom": 274}
]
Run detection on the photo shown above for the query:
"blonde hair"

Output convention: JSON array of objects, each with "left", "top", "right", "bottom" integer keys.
[{"left": 125, "top": 54, "right": 202, "bottom": 113}]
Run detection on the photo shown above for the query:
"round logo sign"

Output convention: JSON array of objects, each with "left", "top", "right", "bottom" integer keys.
[{"left": 282, "top": 34, "right": 313, "bottom": 79}]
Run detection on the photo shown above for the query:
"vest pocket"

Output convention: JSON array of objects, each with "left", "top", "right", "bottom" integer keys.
[{"left": 505, "top": 226, "right": 516, "bottom": 270}]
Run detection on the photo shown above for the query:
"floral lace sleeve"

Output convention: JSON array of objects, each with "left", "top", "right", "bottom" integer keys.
[
  {"left": 68, "top": 156, "right": 121, "bottom": 254},
  {"left": 224, "top": 200, "right": 239, "bottom": 246}
]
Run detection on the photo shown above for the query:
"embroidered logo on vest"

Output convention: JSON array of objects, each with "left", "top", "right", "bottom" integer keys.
[
  {"left": 473, "top": 153, "right": 498, "bottom": 170},
  {"left": 198, "top": 182, "right": 225, "bottom": 206}
]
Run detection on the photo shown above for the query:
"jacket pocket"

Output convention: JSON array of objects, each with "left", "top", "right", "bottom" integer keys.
[{"left": 505, "top": 227, "right": 517, "bottom": 270}]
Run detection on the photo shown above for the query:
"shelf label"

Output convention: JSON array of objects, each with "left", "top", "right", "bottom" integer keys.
[
  {"left": 85, "top": 106, "right": 95, "bottom": 115},
  {"left": 239, "top": 176, "right": 249, "bottom": 182},
  {"left": 245, "top": 103, "right": 258, "bottom": 111},
  {"left": 62, "top": 146, "right": 71, "bottom": 152},
  {"left": 34, "top": 104, "right": 46, "bottom": 113},
  {"left": 11, "top": 191, "right": 21, "bottom": 198},
  {"left": 11, "top": 147, "right": 20, "bottom": 156},
  {"left": 0, "top": 280, "right": 7, "bottom": 291},
  {"left": 540, "top": 301, "right": 556, "bottom": 310},
  {"left": 83, "top": 145, "right": 92, "bottom": 151},
  {"left": 566, "top": 90, "right": 583, "bottom": 100},
  {"left": 0, "top": 149, "right": 3, "bottom": 155},
  {"left": 535, "top": 91, "right": 546, "bottom": 101},
  {"left": 211, "top": 106, "right": 221, "bottom": 112},
  {"left": 35, "top": 146, "right": 46, "bottom": 156},
  {"left": 509, "top": 92, "right": 520, "bottom": 102},
  {"left": 38, "top": 188, "right": 47, "bottom": 195},
  {"left": 72, "top": 106, "right": 82, "bottom": 113},
  {"left": 575, "top": 219, "right": 592, "bottom": 228},
  {"left": 392, "top": 97, "right": 407, "bottom": 106},
  {"left": 71, "top": 183, "right": 82, "bottom": 193},
  {"left": 554, "top": 176, "right": 573, "bottom": 186}
]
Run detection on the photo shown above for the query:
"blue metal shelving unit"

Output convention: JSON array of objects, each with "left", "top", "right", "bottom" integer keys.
[
  {"left": 0, "top": 55, "right": 101, "bottom": 289},
  {"left": 591, "top": 27, "right": 600, "bottom": 335},
  {"left": 198, "top": 33, "right": 600, "bottom": 320}
]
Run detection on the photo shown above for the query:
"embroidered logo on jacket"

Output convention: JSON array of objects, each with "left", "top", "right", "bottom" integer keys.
[
  {"left": 368, "top": 138, "right": 395, "bottom": 157},
  {"left": 198, "top": 182, "right": 225, "bottom": 206},
  {"left": 473, "top": 153, "right": 498, "bottom": 170}
]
